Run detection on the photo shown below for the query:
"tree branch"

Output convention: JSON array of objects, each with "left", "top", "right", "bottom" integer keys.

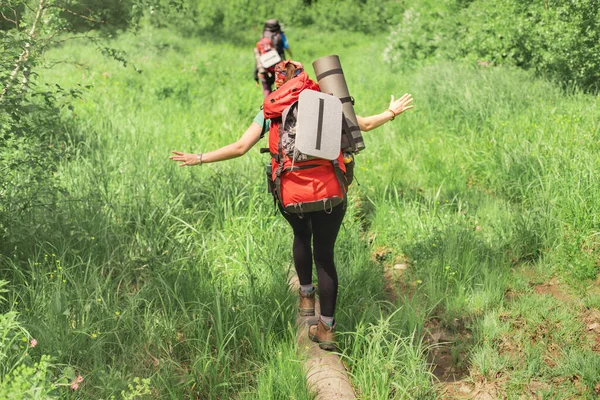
[
  {"left": 56, "top": 5, "right": 105, "bottom": 24},
  {"left": 1, "top": 10, "right": 18, "bottom": 28},
  {"left": 0, "top": 0, "right": 46, "bottom": 101},
  {"left": 44, "top": 59, "right": 87, "bottom": 70},
  {"left": 49, "top": 33, "right": 94, "bottom": 45}
]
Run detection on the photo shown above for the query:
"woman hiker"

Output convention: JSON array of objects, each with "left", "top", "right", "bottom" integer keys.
[
  {"left": 254, "top": 19, "right": 293, "bottom": 97},
  {"left": 170, "top": 60, "right": 413, "bottom": 350}
]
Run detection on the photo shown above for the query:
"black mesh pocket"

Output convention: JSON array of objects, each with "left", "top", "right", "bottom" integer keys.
[{"left": 265, "top": 163, "right": 274, "bottom": 194}]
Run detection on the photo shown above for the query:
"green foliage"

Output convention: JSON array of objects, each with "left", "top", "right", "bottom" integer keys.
[
  {"left": 114, "top": 377, "right": 152, "bottom": 399},
  {"left": 304, "top": 0, "right": 404, "bottom": 34},
  {"left": 172, "top": 0, "right": 404, "bottom": 36},
  {"left": 0, "top": 285, "right": 30, "bottom": 379},
  {"left": 456, "top": 0, "right": 600, "bottom": 91},
  {"left": 0, "top": 355, "right": 58, "bottom": 399},
  {"left": 0, "top": 280, "right": 61, "bottom": 398},
  {"left": 385, "top": 0, "right": 600, "bottom": 91},
  {"left": 1, "top": 0, "right": 184, "bottom": 34},
  {"left": 0, "top": 2, "right": 24, "bottom": 31},
  {"left": 0, "top": 89, "right": 72, "bottom": 247},
  {"left": 0, "top": 0, "right": 182, "bottom": 249},
  {"left": 56, "top": 0, "right": 137, "bottom": 32},
  {"left": 383, "top": 1, "right": 461, "bottom": 66}
]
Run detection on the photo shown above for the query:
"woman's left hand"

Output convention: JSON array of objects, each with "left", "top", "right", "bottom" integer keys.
[
  {"left": 389, "top": 93, "right": 414, "bottom": 116},
  {"left": 169, "top": 151, "right": 201, "bottom": 166}
]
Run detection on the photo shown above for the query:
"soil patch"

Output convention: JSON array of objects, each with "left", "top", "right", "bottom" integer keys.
[
  {"left": 532, "top": 278, "right": 577, "bottom": 303},
  {"left": 424, "top": 318, "right": 471, "bottom": 383},
  {"left": 438, "top": 376, "right": 508, "bottom": 400},
  {"left": 383, "top": 262, "right": 410, "bottom": 303},
  {"left": 582, "top": 308, "right": 600, "bottom": 353},
  {"left": 532, "top": 278, "right": 600, "bottom": 354}
]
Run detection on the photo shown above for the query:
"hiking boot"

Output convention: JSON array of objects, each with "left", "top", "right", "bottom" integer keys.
[
  {"left": 298, "top": 287, "right": 315, "bottom": 316},
  {"left": 308, "top": 319, "right": 336, "bottom": 351}
]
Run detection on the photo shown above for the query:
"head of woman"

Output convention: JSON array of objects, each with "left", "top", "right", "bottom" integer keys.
[{"left": 274, "top": 60, "right": 304, "bottom": 89}]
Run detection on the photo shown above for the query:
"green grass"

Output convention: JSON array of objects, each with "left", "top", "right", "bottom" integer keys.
[{"left": 2, "top": 17, "right": 600, "bottom": 399}]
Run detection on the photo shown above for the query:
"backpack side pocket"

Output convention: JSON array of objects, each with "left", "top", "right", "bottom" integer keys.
[{"left": 265, "top": 162, "right": 274, "bottom": 194}]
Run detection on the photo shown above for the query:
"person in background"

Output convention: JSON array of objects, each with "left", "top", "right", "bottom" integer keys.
[
  {"left": 263, "top": 19, "right": 292, "bottom": 59},
  {"left": 254, "top": 19, "right": 293, "bottom": 97},
  {"left": 171, "top": 60, "right": 413, "bottom": 350}
]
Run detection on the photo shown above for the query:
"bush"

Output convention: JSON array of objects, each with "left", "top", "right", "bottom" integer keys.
[
  {"left": 457, "top": 0, "right": 600, "bottom": 91},
  {"left": 0, "top": 85, "right": 79, "bottom": 250},
  {"left": 385, "top": 0, "right": 600, "bottom": 92},
  {"left": 383, "top": 1, "right": 460, "bottom": 67}
]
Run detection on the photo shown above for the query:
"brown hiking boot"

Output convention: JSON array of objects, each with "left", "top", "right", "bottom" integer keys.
[
  {"left": 308, "top": 319, "right": 336, "bottom": 351},
  {"left": 298, "top": 287, "right": 315, "bottom": 316}
]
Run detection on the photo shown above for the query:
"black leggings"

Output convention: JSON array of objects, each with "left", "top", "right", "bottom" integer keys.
[{"left": 280, "top": 204, "right": 346, "bottom": 317}]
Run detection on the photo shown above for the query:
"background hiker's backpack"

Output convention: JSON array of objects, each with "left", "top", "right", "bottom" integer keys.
[
  {"left": 256, "top": 37, "right": 281, "bottom": 71},
  {"left": 262, "top": 20, "right": 285, "bottom": 58},
  {"left": 263, "top": 31, "right": 284, "bottom": 58},
  {"left": 264, "top": 19, "right": 281, "bottom": 32},
  {"left": 263, "top": 72, "right": 347, "bottom": 214}
]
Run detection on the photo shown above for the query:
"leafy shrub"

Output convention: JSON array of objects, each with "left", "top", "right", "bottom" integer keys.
[
  {"left": 0, "top": 3, "right": 24, "bottom": 31},
  {"left": 57, "top": 0, "right": 136, "bottom": 32},
  {"left": 0, "top": 98, "right": 61, "bottom": 248},
  {"left": 304, "top": 0, "right": 404, "bottom": 34},
  {"left": 0, "top": 81, "right": 84, "bottom": 250},
  {"left": 0, "top": 356, "right": 58, "bottom": 399},
  {"left": 385, "top": 0, "right": 600, "bottom": 91},
  {"left": 1, "top": 0, "right": 184, "bottom": 33},
  {"left": 456, "top": 0, "right": 600, "bottom": 91},
  {"left": 383, "top": 1, "right": 461, "bottom": 67}
]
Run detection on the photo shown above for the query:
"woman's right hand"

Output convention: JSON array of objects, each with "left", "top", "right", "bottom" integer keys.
[{"left": 388, "top": 93, "right": 414, "bottom": 118}]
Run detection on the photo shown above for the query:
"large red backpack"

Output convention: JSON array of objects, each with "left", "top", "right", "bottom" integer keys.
[{"left": 263, "top": 72, "right": 348, "bottom": 214}]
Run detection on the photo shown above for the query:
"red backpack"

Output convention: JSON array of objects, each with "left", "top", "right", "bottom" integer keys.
[
  {"left": 256, "top": 37, "right": 273, "bottom": 55},
  {"left": 256, "top": 37, "right": 280, "bottom": 73},
  {"left": 263, "top": 72, "right": 348, "bottom": 214}
]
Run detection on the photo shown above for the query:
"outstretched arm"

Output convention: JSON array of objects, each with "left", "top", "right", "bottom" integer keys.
[
  {"left": 170, "top": 121, "right": 264, "bottom": 166},
  {"left": 357, "top": 93, "right": 413, "bottom": 132}
]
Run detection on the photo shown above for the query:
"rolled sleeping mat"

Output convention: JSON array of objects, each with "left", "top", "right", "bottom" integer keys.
[{"left": 312, "top": 55, "right": 365, "bottom": 154}]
